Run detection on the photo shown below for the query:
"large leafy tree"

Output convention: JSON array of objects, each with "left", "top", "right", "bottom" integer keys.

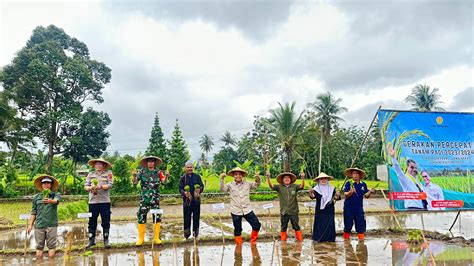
[
  {"left": 146, "top": 112, "right": 168, "bottom": 167},
  {"left": 213, "top": 146, "right": 239, "bottom": 173},
  {"left": 264, "top": 102, "right": 306, "bottom": 172},
  {"left": 406, "top": 84, "right": 445, "bottom": 111},
  {"left": 308, "top": 92, "right": 347, "bottom": 173},
  {"left": 1, "top": 25, "right": 111, "bottom": 173},
  {"left": 112, "top": 157, "right": 133, "bottom": 194},
  {"left": 237, "top": 116, "right": 279, "bottom": 173},
  {"left": 168, "top": 119, "right": 190, "bottom": 188},
  {"left": 62, "top": 108, "right": 111, "bottom": 165}
]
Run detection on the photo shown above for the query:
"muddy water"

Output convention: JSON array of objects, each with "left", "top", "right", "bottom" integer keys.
[
  {"left": 2, "top": 238, "right": 473, "bottom": 265},
  {"left": 0, "top": 221, "right": 229, "bottom": 250},
  {"left": 0, "top": 211, "right": 472, "bottom": 250},
  {"left": 224, "top": 211, "right": 474, "bottom": 239}
]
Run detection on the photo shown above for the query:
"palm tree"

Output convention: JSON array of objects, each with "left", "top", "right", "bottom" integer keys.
[
  {"left": 220, "top": 131, "right": 236, "bottom": 147},
  {"left": 199, "top": 134, "right": 214, "bottom": 156},
  {"left": 264, "top": 102, "right": 306, "bottom": 172},
  {"left": 406, "top": 84, "right": 445, "bottom": 111},
  {"left": 308, "top": 92, "right": 348, "bottom": 140},
  {"left": 307, "top": 92, "right": 347, "bottom": 173}
]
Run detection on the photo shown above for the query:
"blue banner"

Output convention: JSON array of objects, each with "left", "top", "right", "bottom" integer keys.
[{"left": 378, "top": 110, "right": 474, "bottom": 211}]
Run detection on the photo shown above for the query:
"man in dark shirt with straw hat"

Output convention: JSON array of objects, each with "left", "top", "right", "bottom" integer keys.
[
  {"left": 28, "top": 174, "right": 61, "bottom": 258},
  {"left": 132, "top": 156, "right": 169, "bottom": 246},
  {"left": 343, "top": 167, "right": 375, "bottom": 241},
  {"left": 84, "top": 158, "right": 113, "bottom": 248}
]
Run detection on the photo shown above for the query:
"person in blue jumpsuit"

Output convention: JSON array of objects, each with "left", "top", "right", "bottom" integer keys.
[{"left": 343, "top": 167, "right": 375, "bottom": 241}]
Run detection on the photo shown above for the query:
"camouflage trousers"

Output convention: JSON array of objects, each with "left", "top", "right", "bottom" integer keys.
[{"left": 137, "top": 201, "right": 161, "bottom": 224}]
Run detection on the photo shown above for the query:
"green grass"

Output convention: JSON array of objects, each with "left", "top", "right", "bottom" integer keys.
[
  {"left": 57, "top": 201, "right": 88, "bottom": 221},
  {"left": 202, "top": 176, "right": 388, "bottom": 192},
  {"left": 430, "top": 176, "right": 473, "bottom": 193},
  {"left": 0, "top": 200, "right": 89, "bottom": 227},
  {"left": 16, "top": 174, "right": 79, "bottom": 186}
]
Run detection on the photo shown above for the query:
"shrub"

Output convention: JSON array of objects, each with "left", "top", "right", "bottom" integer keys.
[
  {"left": 250, "top": 193, "right": 278, "bottom": 201},
  {"left": 58, "top": 201, "right": 88, "bottom": 221},
  {"left": 57, "top": 207, "right": 71, "bottom": 220}
]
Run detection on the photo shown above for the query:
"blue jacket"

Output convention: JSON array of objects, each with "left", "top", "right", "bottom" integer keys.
[{"left": 343, "top": 181, "right": 368, "bottom": 213}]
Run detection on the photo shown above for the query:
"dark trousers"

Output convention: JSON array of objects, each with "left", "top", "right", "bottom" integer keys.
[
  {"left": 231, "top": 211, "right": 261, "bottom": 236},
  {"left": 280, "top": 214, "right": 300, "bottom": 232},
  {"left": 183, "top": 204, "right": 201, "bottom": 237},
  {"left": 88, "top": 203, "right": 111, "bottom": 236},
  {"left": 343, "top": 211, "right": 366, "bottom": 233}
]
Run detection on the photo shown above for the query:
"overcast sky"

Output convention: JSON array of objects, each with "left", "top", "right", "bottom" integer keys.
[{"left": 1, "top": 0, "right": 473, "bottom": 160}]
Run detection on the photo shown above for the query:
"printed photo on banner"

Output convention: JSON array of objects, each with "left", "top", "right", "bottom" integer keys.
[{"left": 378, "top": 110, "right": 473, "bottom": 211}]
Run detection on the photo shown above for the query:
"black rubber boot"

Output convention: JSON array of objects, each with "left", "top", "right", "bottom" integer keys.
[
  {"left": 86, "top": 232, "right": 96, "bottom": 249},
  {"left": 103, "top": 230, "right": 111, "bottom": 249}
]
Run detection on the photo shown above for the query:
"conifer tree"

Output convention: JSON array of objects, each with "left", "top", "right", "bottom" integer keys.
[
  {"left": 168, "top": 119, "right": 190, "bottom": 188},
  {"left": 146, "top": 113, "right": 168, "bottom": 168}
]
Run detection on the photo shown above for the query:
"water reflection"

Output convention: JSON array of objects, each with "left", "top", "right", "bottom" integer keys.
[
  {"left": 1, "top": 238, "right": 473, "bottom": 265},
  {"left": 311, "top": 242, "right": 339, "bottom": 264},
  {"left": 1, "top": 212, "right": 473, "bottom": 251},
  {"left": 280, "top": 241, "right": 302, "bottom": 265},
  {"left": 344, "top": 241, "right": 368, "bottom": 265},
  {"left": 183, "top": 247, "right": 200, "bottom": 266},
  {"left": 138, "top": 250, "right": 160, "bottom": 266},
  {"left": 391, "top": 240, "right": 473, "bottom": 266},
  {"left": 234, "top": 244, "right": 262, "bottom": 266},
  {"left": 375, "top": 212, "right": 408, "bottom": 229}
]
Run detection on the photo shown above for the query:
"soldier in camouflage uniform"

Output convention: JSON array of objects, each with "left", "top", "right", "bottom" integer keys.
[{"left": 132, "top": 156, "right": 169, "bottom": 246}]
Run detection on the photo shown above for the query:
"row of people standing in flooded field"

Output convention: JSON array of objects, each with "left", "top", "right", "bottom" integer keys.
[
  {"left": 84, "top": 157, "right": 376, "bottom": 247},
  {"left": 27, "top": 155, "right": 375, "bottom": 259},
  {"left": 218, "top": 166, "right": 375, "bottom": 245}
]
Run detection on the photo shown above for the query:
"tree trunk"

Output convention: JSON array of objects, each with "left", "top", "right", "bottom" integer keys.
[
  {"left": 47, "top": 141, "right": 54, "bottom": 174},
  {"left": 284, "top": 148, "right": 291, "bottom": 172},
  {"left": 318, "top": 130, "right": 323, "bottom": 174},
  {"left": 47, "top": 121, "right": 57, "bottom": 174},
  {"left": 10, "top": 143, "right": 18, "bottom": 169}
]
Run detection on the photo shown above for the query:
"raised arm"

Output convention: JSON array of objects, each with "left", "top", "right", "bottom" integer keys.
[
  {"left": 132, "top": 169, "right": 139, "bottom": 185},
  {"left": 299, "top": 172, "right": 305, "bottom": 190},
  {"left": 219, "top": 173, "right": 229, "bottom": 192},
  {"left": 388, "top": 144, "right": 405, "bottom": 179},
  {"left": 251, "top": 172, "right": 261, "bottom": 189},
  {"left": 266, "top": 172, "right": 273, "bottom": 189}
]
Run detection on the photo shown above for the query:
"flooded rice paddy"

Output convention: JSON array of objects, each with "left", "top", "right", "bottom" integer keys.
[{"left": 0, "top": 211, "right": 472, "bottom": 265}]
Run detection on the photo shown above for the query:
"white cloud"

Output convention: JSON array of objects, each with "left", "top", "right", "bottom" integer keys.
[{"left": 1, "top": 1, "right": 472, "bottom": 159}]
